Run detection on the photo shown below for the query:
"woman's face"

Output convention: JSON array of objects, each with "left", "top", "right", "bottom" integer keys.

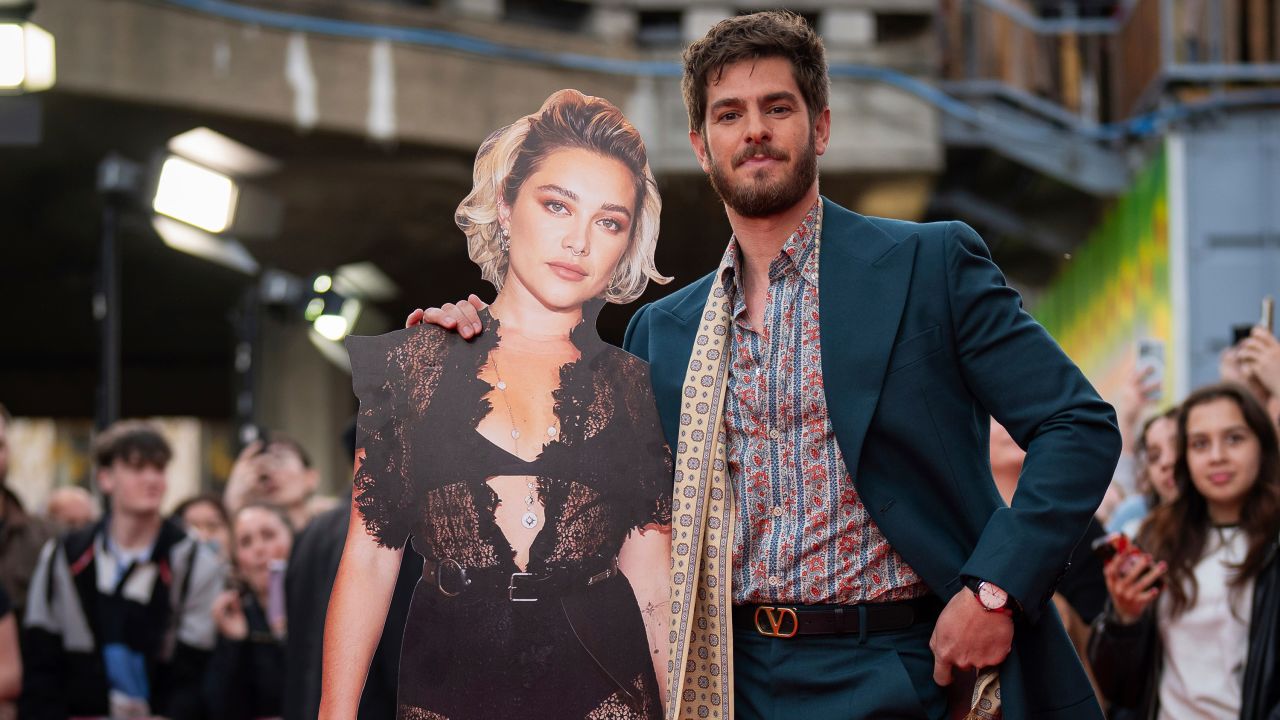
[
  {"left": 182, "top": 500, "right": 231, "bottom": 562},
  {"left": 1143, "top": 416, "right": 1179, "bottom": 504},
  {"left": 499, "top": 147, "right": 636, "bottom": 313},
  {"left": 233, "top": 506, "right": 292, "bottom": 597},
  {"left": 1184, "top": 397, "right": 1261, "bottom": 523}
]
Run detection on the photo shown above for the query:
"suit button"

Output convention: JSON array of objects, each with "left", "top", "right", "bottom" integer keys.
[
  {"left": 772, "top": 506, "right": 784, "bottom": 518},
  {"left": 769, "top": 429, "right": 780, "bottom": 440}
]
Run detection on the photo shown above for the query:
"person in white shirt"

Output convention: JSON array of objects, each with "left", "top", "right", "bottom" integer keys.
[{"left": 1089, "top": 382, "right": 1280, "bottom": 719}]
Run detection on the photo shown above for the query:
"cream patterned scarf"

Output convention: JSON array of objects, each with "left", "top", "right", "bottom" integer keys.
[{"left": 666, "top": 268, "right": 736, "bottom": 720}]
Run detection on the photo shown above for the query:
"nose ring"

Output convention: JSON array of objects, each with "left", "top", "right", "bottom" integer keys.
[{"left": 570, "top": 248, "right": 585, "bottom": 257}]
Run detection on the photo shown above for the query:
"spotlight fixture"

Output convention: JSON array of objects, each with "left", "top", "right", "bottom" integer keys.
[{"left": 0, "top": 20, "right": 54, "bottom": 94}]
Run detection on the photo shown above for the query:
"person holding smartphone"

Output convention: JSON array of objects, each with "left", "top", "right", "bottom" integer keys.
[
  {"left": 1089, "top": 383, "right": 1280, "bottom": 718},
  {"left": 205, "top": 503, "right": 294, "bottom": 720}
]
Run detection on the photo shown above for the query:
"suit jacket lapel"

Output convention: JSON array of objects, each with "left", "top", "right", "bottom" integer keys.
[
  {"left": 818, "top": 198, "right": 919, "bottom": 475},
  {"left": 648, "top": 274, "right": 715, "bottom": 448}
]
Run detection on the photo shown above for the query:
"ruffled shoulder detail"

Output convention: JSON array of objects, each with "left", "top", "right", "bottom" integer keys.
[{"left": 345, "top": 325, "right": 454, "bottom": 549}]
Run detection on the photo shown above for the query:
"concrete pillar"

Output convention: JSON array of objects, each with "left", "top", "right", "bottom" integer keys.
[
  {"left": 448, "top": 0, "right": 502, "bottom": 22},
  {"left": 820, "top": 9, "right": 876, "bottom": 48},
  {"left": 588, "top": 6, "right": 638, "bottom": 43},
  {"left": 682, "top": 7, "right": 732, "bottom": 45},
  {"left": 257, "top": 316, "right": 358, "bottom": 497}
]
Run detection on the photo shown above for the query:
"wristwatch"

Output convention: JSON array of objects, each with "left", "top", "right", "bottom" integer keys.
[{"left": 965, "top": 577, "right": 1016, "bottom": 617}]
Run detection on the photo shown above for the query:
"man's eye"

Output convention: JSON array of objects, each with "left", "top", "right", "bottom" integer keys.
[
  {"left": 718, "top": 112, "right": 740, "bottom": 122},
  {"left": 768, "top": 106, "right": 791, "bottom": 115}
]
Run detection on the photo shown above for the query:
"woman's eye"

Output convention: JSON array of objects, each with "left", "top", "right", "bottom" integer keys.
[
  {"left": 545, "top": 200, "right": 568, "bottom": 214},
  {"left": 599, "top": 218, "right": 622, "bottom": 232},
  {"left": 1190, "top": 439, "right": 1208, "bottom": 451}
]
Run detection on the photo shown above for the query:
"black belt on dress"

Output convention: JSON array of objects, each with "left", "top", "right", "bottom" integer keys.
[
  {"left": 733, "top": 595, "right": 943, "bottom": 638},
  {"left": 421, "top": 556, "right": 620, "bottom": 602}
]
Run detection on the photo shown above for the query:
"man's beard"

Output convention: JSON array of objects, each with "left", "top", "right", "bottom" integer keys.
[{"left": 705, "top": 129, "right": 818, "bottom": 219}]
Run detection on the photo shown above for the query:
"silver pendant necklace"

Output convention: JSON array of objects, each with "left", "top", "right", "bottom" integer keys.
[{"left": 489, "top": 351, "right": 558, "bottom": 530}]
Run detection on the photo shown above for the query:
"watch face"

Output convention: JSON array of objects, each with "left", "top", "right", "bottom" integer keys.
[{"left": 979, "top": 582, "right": 1008, "bottom": 610}]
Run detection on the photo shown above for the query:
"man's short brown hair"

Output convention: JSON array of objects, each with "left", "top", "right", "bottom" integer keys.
[
  {"left": 681, "top": 11, "right": 830, "bottom": 135},
  {"left": 93, "top": 420, "right": 172, "bottom": 470}
]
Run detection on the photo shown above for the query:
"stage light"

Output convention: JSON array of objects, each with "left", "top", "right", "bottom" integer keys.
[
  {"left": 304, "top": 286, "right": 362, "bottom": 342},
  {"left": 153, "top": 156, "right": 239, "bottom": 233},
  {"left": 0, "top": 21, "right": 55, "bottom": 93},
  {"left": 315, "top": 297, "right": 362, "bottom": 342},
  {"left": 312, "top": 274, "right": 333, "bottom": 294}
]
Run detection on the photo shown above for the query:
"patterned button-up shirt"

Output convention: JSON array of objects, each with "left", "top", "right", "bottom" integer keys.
[{"left": 721, "top": 200, "right": 928, "bottom": 605}]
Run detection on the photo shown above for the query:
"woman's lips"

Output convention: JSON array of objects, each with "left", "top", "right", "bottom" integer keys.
[
  {"left": 1207, "top": 472, "right": 1234, "bottom": 486},
  {"left": 548, "top": 261, "right": 587, "bottom": 280}
]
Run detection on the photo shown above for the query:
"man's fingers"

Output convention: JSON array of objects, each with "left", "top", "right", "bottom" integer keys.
[
  {"left": 404, "top": 308, "right": 424, "bottom": 329},
  {"left": 466, "top": 294, "right": 489, "bottom": 311},
  {"left": 933, "top": 656, "right": 953, "bottom": 686},
  {"left": 422, "top": 308, "right": 458, "bottom": 328},
  {"left": 457, "top": 300, "right": 482, "bottom": 334}
]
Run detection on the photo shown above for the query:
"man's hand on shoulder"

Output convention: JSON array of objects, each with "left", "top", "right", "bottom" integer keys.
[
  {"left": 404, "top": 295, "right": 488, "bottom": 338},
  {"left": 929, "top": 587, "right": 1014, "bottom": 686}
]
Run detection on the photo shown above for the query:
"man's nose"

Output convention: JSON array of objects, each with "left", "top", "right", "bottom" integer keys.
[{"left": 743, "top": 109, "right": 771, "bottom": 145}]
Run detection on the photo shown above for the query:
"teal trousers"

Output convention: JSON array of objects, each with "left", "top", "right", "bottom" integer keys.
[{"left": 733, "top": 610, "right": 949, "bottom": 720}]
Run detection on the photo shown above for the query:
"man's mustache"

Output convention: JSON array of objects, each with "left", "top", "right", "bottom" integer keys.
[{"left": 732, "top": 144, "right": 789, "bottom": 168}]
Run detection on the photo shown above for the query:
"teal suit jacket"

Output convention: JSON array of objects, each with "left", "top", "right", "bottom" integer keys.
[{"left": 623, "top": 198, "right": 1120, "bottom": 719}]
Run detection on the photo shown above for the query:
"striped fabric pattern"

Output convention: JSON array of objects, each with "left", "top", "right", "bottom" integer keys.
[{"left": 719, "top": 201, "right": 928, "bottom": 605}]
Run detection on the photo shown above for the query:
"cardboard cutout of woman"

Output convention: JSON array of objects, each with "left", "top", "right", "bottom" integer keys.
[{"left": 322, "top": 90, "right": 674, "bottom": 720}]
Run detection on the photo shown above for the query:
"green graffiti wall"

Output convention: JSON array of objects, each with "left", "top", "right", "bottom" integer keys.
[{"left": 1031, "top": 149, "right": 1172, "bottom": 401}]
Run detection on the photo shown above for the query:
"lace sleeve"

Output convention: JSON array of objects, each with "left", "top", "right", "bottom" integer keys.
[
  {"left": 614, "top": 352, "right": 673, "bottom": 529},
  {"left": 345, "top": 327, "right": 446, "bottom": 549}
]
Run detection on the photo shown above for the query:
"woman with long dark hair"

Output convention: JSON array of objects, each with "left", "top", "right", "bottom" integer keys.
[{"left": 1090, "top": 382, "right": 1280, "bottom": 718}]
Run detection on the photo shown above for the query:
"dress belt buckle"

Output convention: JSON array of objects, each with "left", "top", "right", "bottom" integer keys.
[
  {"left": 752, "top": 605, "right": 799, "bottom": 638},
  {"left": 586, "top": 556, "right": 620, "bottom": 587},
  {"left": 436, "top": 558, "right": 469, "bottom": 597},
  {"left": 508, "top": 572, "right": 537, "bottom": 602}
]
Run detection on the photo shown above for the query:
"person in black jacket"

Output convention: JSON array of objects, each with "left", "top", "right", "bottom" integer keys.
[
  {"left": 205, "top": 503, "right": 294, "bottom": 719},
  {"left": 1090, "top": 383, "right": 1280, "bottom": 719},
  {"left": 22, "top": 421, "right": 223, "bottom": 719}
]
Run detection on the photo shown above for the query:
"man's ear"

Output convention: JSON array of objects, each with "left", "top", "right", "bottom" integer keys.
[
  {"left": 813, "top": 106, "right": 832, "bottom": 157},
  {"left": 689, "top": 129, "right": 712, "bottom": 174}
]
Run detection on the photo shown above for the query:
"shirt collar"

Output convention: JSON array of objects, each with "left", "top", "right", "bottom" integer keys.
[{"left": 718, "top": 199, "right": 823, "bottom": 295}]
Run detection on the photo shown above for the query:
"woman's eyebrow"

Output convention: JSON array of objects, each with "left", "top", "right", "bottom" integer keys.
[
  {"left": 537, "top": 184, "right": 578, "bottom": 202},
  {"left": 600, "top": 202, "right": 633, "bottom": 220}
]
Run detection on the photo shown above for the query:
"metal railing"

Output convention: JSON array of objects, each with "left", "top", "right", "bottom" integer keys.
[{"left": 942, "top": 0, "right": 1280, "bottom": 122}]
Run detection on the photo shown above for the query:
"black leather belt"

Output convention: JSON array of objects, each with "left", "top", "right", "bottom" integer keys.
[
  {"left": 733, "top": 595, "right": 943, "bottom": 638},
  {"left": 421, "top": 556, "right": 620, "bottom": 602}
]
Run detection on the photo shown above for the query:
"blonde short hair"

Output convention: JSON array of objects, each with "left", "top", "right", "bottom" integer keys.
[{"left": 455, "top": 89, "right": 670, "bottom": 305}]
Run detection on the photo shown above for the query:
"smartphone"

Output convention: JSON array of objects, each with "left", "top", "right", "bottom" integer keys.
[
  {"left": 1136, "top": 338, "right": 1165, "bottom": 402},
  {"left": 1091, "top": 532, "right": 1163, "bottom": 589},
  {"left": 266, "top": 559, "right": 287, "bottom": 636},
  {"left": 1263, "top": 295, "right": 1274, "bottom": 333}
]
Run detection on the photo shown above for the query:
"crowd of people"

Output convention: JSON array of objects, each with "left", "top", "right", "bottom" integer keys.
[{"left": 0, "top": 406, "right": 416, "bottom": 719}]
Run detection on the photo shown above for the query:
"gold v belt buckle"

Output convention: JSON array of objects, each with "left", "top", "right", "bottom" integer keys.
[{"left": 753, "top": 605, "right": 799, "bottom": 638}]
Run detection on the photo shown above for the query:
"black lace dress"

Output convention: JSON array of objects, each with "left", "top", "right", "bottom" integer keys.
[{"left": 346, "top": 311, "right": 672, "bottom": 720}]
